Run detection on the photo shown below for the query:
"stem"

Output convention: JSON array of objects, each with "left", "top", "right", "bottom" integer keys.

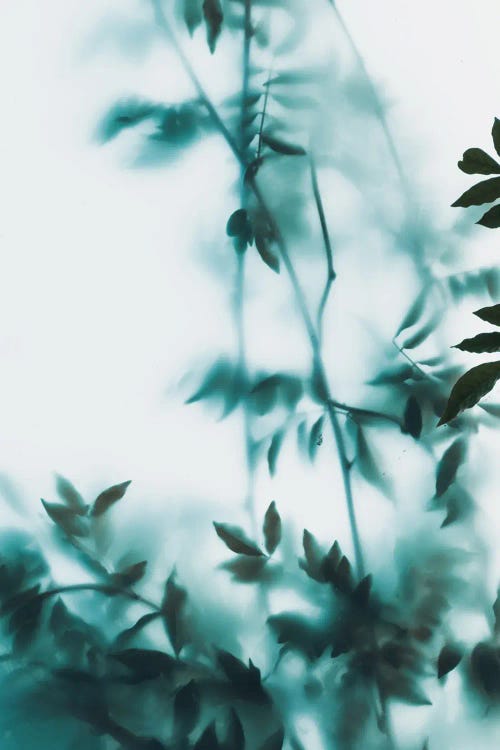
[
  {"left": 309, "top": 154, "right": 336, "bottom": 342},
  {"left": 150, "top": 0, "right": 366, "bottom": 580},
  {"left": 22, "top": 583, "right": 161, "bottom": 612},
  {"left": 257, "top": 65, "right": 274, "bottom": 160}
]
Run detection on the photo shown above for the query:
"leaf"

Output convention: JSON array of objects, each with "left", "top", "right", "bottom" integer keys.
[
  {"left": 195, "top": 723, "right": 220, "bottom": 750},
  {"left": 213, "top": 523, "right": 264, "bottom": 556},
  {"left": 226, "top": 208, "right": 250, "bottom": 238},
  {"left": 162, "top": 569, "right": 188, "bottom": 656},
  {"left": 112, "top": 560, "right": 148, "bottom": 587},
  {"left": 474, "top": 303, "right": 500, "bottom": 326},
  {"left": 114, "top": 612, "right": 161, "bottom": 648},
  {"left": 458, "top": 148, "right": 500, "bottom": 175},
  {"left": 492, "top": 117, "right": 500, "bottom": 157},
  {"left": 267, "top": 613, "right": 329, "bottom": 659},
  {"left": 255, "top": 233, "right": 280, "bottom": 273},
  {"left": 470, "top": 642, "right": 500, "bottom": 697},
  {"left": 216, "top": 649, "right": 267, "bottom": 702},
  {"left": 435, "top": 438, "right": 467, "bottom": 497},
  {"left": 97, "top": 99, "right": 159, "bottom": 143},
  {"left": 453, "top": 332, "right": 500, "bottom": 353},
  {"left": 55, "top": 475, "right": 87, "bottom": 514},
  {"left": 203, "top": 0, "right": 223, "bottom": 53},
  {"left": 477, "top": 204, "right": 500, "bottom": 228},
  {"left": 267, "top": 432, "right": 284, "bottom": 476},
  {"left": 451, "top": 176, "right": 500, "bottom": 207},
  {"left": 320, "top": 540, "right": 342, "bottom": 585},
  {"left": 261, "top": 133, "right": 306, "bottom": 156},
  {"left": 183, "top": 0, "right": 203, "bottom": 35},
  {"left": 111, "top": 648, "right": 177, "bottom": 681},
  {"left": 401, "top": 314, "right": 440, "bottom": 350},
  {"left": 395, "top": 290, "right": 427, "bottom": 337},
  {"left": 258, "top": 728, "right": 285, "bottom": 750},
  {"left": 308, "top": 416, "right": 324, "bottom": 461},
  {"left": 220, "top": 556, "right": 270, "bottom": 583},
  {"left": 437, "top": 361, "right": 500, "bottom": 425},
  {"left": 223, "top": 708, "right": 245, "bottom": 750},
  {"left": 263, "top": 501, "right": 281, "bottom": 555},
  {"left": 403, "top": 396, "right": 422, "bottom": 438},
  {"left": 174, "top": 680, "right": 200, "bottom": 737},
  {"left": 437, "top": 644, "right": 463, "bottom": 679},
  {"left": 368, "top": 364, "right": 415, "bottom": 385},
  {"left": 41, "top": 500, "right": 88, "bottom": 537},
  {"left": 187, "top": 359, "right": 242, "bottom": 418},
  {"left": 91, "top": 480, "right": 131, "bottom": 517},
  {"left": 299, "top": 529, "right": 325, "bottom": 582}
]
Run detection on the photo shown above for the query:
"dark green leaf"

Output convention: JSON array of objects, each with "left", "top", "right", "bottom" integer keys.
[
  {"left": 451, "top": 176, "right": 500, "bottom": 207},
  {"left": 267, "top": 613, "right": 328, "bottom": 659},
  {"left": 492, "top": 117, "right": 500, "bottom": 157},
  {"left": 112, "top": 560, "right": 148, "bottom": 587},
  {"left": 477, "top": 204, "right": 500, "bottom": 228},
  {"left": 320, "top": 540, "right": 342, "bottom": 585},
  {"left": 216, "top": 649, "right": 267, "bottom": 702},
  {"left": 255, "top": 233, "right": 280, "bottom": 273},
  {"left": 435, "top": 438, "right": 467, "bottom": 497},
  {"left": 267, "top": 432, "right": 284, "bottom": 476},
  {"left": 114, "top": 613, "right": 161, "bottom": 648},
  {"left": 223, "top": 708, "right": 244, "bottom": 750},
  {"left": 220, "top": 556, "right": 270, "bottom": 583},
  {"left": 258, "top": 728, "right": 285, "bottom": 750},
  {"left": 174, "top": 680, "right": 200, "bottom": 737},
  {"left": 352, "top": 574, "right": 372, "bottom": 607},
  {"left": 474, "top": 304, "right": 500, "bottom": 326},
  {"left": 226, "top": 208, "right": 250, "bottom": 238},
  {"left": 91, "top": 480, "right": 131, "bottom": 517},
  {"left": 437, "top": 644, "right": 463, "bottom": 678},
  {"left": 458, "top": 148, "right": 500, "bottom": 175},
  {"left": 261, "top": 133, "right": 306, "bottom": 156},
  {"left": 111, "top": 648, "right": 177, "bottom": 681},
  {"left": 470, "top": 642, "right": 500, "bottom": 696},
  {"left": 308, "top": 416, "right": 324, "bottom": 461},
  {"left": 263, "top": 501, "right": 281, "bottom": 554},
  {"left": 195, "top": 723, "right": 220, "bottom": 750},
  {"left": 453, "top": 332, "right": 500, "bottom": 353},
  {"left": 203, "top": 0, "right": 223, "bottom": 53},
  {"left": 213, "top": 522, "right": 264, "bottom": 556},
  {"left": 41, "top": 500, "right": 88, "bottom": 537},
  {"left": 183, "top": 0, "right": 203, "bottom": 35},
  {"left": 162, "top": 569, "right": 188, "bottom": 655},
  {"left": 437, "top": 361, "right": 500, "bottom": 425},
  {"left": 55, "top": 474, "right": 87, "bottom": 514},
  {"left": 403, "top": 396, "right": 422, "bottom": 438},
  {"left": 299, "top": 529, "right": 325, "bottom": 582}
]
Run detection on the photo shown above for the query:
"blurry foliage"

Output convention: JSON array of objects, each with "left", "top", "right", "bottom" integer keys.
[{"left": 1, "top": 1, "right": 499, "bottom": 749}]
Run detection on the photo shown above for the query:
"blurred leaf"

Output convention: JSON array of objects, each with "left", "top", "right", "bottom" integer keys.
[
  {"left": 479, "top": 402, "right": 500, "bottom": 418},
  {"left": 174, "top": 679, "right": 200, "bottom": 737},
  {"left": 263, "top": 501, "right": 281, "bottom": 554},
  {"left": 271, "top": 92, "right": 319, "bottom": 110},
  {"left": 97, "top": 99, "right": 158, "bottom": 143},
  {"left": 162, "top": 569, "right": 188, "bottom": 656},
  {"left": 453, "top": 332, "right": 500, "bottom": 353},
  {"left": 249, "top": 375, "right": 281, "bottom": 415},
  {"left": 223, "top": 708, "right": 244, "bottom": 750},
  {"left": 474, "top": 303, "right": 500, "bottom": 326},
  {"left": 368, "top": 364, "right": 414, "bottom": 385},
  {"left": 395, "top": 290, "right": 427, "bottom": 337},
  {"left": 308, "top": 416, "right": 324, "bottom": 461},
  {"left": 195, "top": 723, "right": 220, "bottom": 750},
  {"left": 187, "top": 359, "right": 242, "bottom": 418},
  {"left": 403, "top": 396, "right": 423, "bottom": 438},
  {"left": 183, "top": 0, "right": 203, "bottom": 35},
  {"left": 267, "top": 612, "right": 329, "bottom": 659},
  {"left": 258, "top": 728, "right": 285, "bottom": 750},
  {"left": 321, "top": 540, "right": 342, "bottom": 585},
  {"left": 255, "top": 233, "right": 280, "bottom": 273},
  {"left": 41, "top": 500, "right": 88, "bottom": 537},
  {"left": 213, "top": 523, "right": 264, "bottom": 556},
  {"left": 91, "top": 480, "right": 131, "bottom": 517},
  {"left": 437, "top": 644, "right": 463, "bottom": 678},
  {"left": 261, "top": 133, "right": 306, "bottom": 156},
  {"left": 452, "top": 176, "right": 500, "bottom": 207},
  {"left": 111, "top": 648, "right": 177, "bottom": 681},
  {"left": 299, "top": 529, "right": 326, "bottom": 582},
  {"left": 267, "top": 432, "right": 284, "bottom": 476},
  {"left": 203, "top": 0, "right": 223, "bottom": 53},
  {"left": 114, "top": 612, "right": 161, "bottom": 648},
  {"left": 401, "top": 314, "right": 440, "bottom": 350},
  {"left": 220, "top": 556, "right": 270, "bottom": 583},
  {"left": 492, "top": 117, "right": 500, "bottom": 157},
  {"left": 216, "top": 649, "right": 267, "bottom": 702},
  {"left": 458, "top": 148, "right": 500, "bottom": 175},
  {"left": 470, "top": 642, "right": 500, "bottom": 697},
  {"left": 55, "top": 474, "right": 87, "bottom": 514},
  {"left": 435, "top": 438, "right": 467, "bottom": 497},
  {"left": 353, "top": 574, "right": 372, "bottom": 607},
  {"left": 438, "top": 361, "right": 500, "bottom": 425},
  {"left": 226, "top": 208, "right": 251, "bottom": 239},
  {"left": 477, "top": 204, "right": 500, "bottom": 228},
  {"left": 112, "top": 560, "right": 148, "bottom": 587}
]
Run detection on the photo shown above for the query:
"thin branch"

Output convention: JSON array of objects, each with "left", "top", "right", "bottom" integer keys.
[
  {"left": 257, "top": 64, "right": 274, "bottom": 160},
  {"left": 309, "top": 153, "right": 336, "bottom": 341},
  {"left": 0, "top": 583, "right": 162, "bottom": 614}
]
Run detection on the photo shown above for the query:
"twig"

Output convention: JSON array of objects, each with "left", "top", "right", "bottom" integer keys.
[{"left": 309, "top": 154, "right": 336, "bottom": 342}]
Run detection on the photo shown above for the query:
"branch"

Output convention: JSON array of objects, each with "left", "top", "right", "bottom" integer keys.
[{"left": 309, "top": 154, "right": 336, "bottom": 341}]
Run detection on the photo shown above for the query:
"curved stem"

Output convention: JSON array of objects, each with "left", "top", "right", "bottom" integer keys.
[
  {"left": 309, "top": 154, "right": 336, "bottom": 342},
  {"left": 26, "top": 583, "right": 160, "bottom": 612}
]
